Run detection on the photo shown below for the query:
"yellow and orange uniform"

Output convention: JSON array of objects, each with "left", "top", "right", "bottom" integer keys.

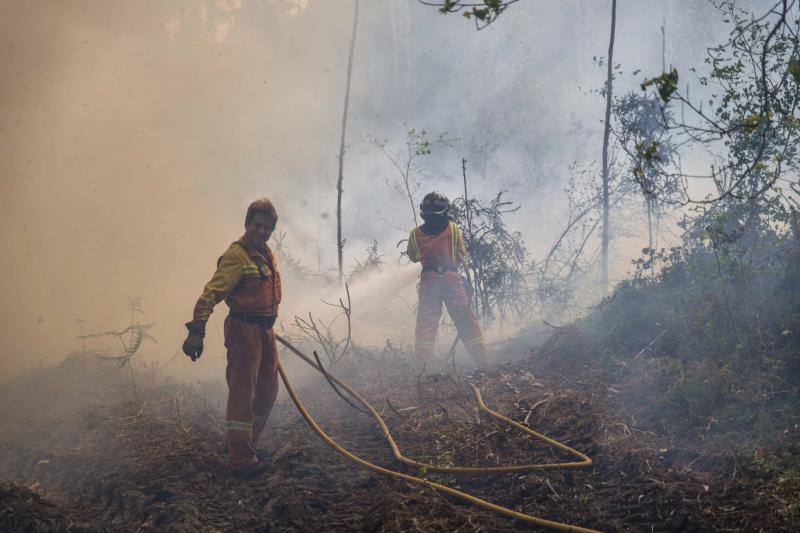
[
  {"left": 192, "top": 237, "right": 281, "bottom": 468},
  {"left": 406, "top": 221, "right": 488, "bottom": 366}
]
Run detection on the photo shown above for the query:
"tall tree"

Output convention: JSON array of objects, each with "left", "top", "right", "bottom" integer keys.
[
  {"left": 337, "top": 0, "right": 360, "bottom": 286},
  {"left": 600, "top": 0, "right": 617, "bottom": 297}
]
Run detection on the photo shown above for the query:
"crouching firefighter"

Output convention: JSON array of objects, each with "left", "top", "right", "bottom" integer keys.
[
  {"left": 406, "top": 191, "right": 490, "bottom": 369},
  {"left": 182, "top": 197, "right": 281, "bottom": 476}
]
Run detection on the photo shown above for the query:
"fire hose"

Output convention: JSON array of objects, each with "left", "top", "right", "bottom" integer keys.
[{"left": 275, "top": 334, "right": 600, "bottom": 532}]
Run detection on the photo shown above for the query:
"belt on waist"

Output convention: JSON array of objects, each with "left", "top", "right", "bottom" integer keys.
[
  {"left": 421, "top": 265, "right": 458, "bottom": 274},
  {"left": 228, "top": 313, "right": 276, "bottom": 328}
]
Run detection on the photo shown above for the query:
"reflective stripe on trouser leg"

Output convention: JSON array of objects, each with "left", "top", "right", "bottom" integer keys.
[
  {"left": 415, "top": 278, "right": 444, "bottom": 363},
  {"left": 224, "top": 317, "right": 266, "bottom": 468},
  {"left": 461, "top": 334, "right": 488, "bottom": 363},
  {"left": 226, "top": 420, "right": 253, "bottom": 431},
  {"left": 414, "top": 340, "right": 436, "bottom": 361},
  {"left": 252, "top": 329, "right": 280, "bottom": 446}
]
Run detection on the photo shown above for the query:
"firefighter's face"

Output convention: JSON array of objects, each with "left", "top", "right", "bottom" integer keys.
[{"left": 245, "top": 212, "right": 276, "bottom": 246}]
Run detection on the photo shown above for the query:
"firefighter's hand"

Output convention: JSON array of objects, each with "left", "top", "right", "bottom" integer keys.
[
  {"left": 183, "top": 320, "right": 206, "bottom": 362},
  {"left": 183, "top": 333, "right": 204, "bottom": 361}
]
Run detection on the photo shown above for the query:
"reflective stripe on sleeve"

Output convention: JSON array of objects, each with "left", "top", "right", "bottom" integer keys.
[
  {"left": 409, "top": 229, "right": 419, "bottom": 261},
  {"left": 450, "top": 222, "right": 457, "bottom": 262}
]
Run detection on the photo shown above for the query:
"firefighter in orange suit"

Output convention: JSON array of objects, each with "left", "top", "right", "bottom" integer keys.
[
  {"left": 182, "top": 197, "right": 281, "bottom": 476},
  {"left": 406, "top": 192, "right": 489, "bottom": 368}
]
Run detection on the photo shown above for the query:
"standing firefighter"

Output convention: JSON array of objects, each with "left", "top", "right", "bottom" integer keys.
[
  {"left": 182, "top": 197, "right": 281, "bottom": 476},
  {"left": 407, "top": 192, "right": 490, "bottom": 368}
]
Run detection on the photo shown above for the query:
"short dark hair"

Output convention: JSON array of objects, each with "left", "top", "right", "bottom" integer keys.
[{"left": 245, "top": 197, "right": 278, "bottom": 226}]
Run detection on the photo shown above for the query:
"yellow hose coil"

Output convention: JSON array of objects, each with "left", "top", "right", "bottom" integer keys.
[{"left": 276, "top": 334, "right": 600, "bottom": 533}]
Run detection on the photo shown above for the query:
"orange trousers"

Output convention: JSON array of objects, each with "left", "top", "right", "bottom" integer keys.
[
  {"left": 223, "top": 316, "right": 279, "bottom": 468},
  {"left": 415, "top": 272, "right": 488, "bottom": 366}
]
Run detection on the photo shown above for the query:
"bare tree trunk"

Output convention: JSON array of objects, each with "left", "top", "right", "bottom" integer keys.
[
  {"left": 391, "top": 0, "right": 398, "bottom": 85},
  {"left": 461, "top": 158, "right": 477, "bottom": 311},
  {"left": 645, "top": 196, "right": 653, "bottom": 250},
  {"left": 404, "top": 0, "right": 411, "bottom": 95},
  {"left": 404, "top": 158, "right": 419, "bottom": 228},
  {"left": 600, "top": 0, "right": 617, "bottom": 297},
  {"left": 317, "top": 167, "right": 323, "bottom": 275},
  {"left": 337, "top": 0, "right": 359, "bottom": 286}
]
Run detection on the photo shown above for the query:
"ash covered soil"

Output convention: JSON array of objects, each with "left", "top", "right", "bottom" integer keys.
[{"left": 0, "top": 340, "right": 797, "bottom": 532}]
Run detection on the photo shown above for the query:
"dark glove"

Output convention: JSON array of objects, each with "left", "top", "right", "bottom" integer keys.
[
  {"left": 183, "top": 321, "right": 206, "bottom": 362},
  {"left": 461, "top": 275, "right": 475, "bottom": 300}
]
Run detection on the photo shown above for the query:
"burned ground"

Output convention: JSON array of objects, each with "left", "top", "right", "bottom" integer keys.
[{"left": 0, "top": 344, "right": 797, "bottom": 532}]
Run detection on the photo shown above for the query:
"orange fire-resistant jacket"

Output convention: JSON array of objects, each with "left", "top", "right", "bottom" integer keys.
[
  {"left": 406, "top": 221, "right": 467, "bottom": 269},
  {"left": 192, "top": 237, "right": 282, "bottom": 322}
]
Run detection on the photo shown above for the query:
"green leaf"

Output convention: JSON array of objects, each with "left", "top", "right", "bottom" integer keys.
[
  {"left": 788, "top": 57, "right": 800, "bottom": 84},
  {"left": 641, "top": 68, "right": 679, "bottom": 103}
]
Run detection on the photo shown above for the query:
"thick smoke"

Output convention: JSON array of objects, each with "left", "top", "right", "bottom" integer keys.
[{"left": 0, "top": 0, "right": 753, "bottom": 379}]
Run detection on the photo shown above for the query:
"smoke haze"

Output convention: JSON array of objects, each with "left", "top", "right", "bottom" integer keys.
[{"left": 0, "top": 0, "right": 765, "bottom": 379}]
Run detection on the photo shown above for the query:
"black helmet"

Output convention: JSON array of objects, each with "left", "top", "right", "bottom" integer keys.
[{"left": 420, "top": 191, "right": 450, "bottom": 217}]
